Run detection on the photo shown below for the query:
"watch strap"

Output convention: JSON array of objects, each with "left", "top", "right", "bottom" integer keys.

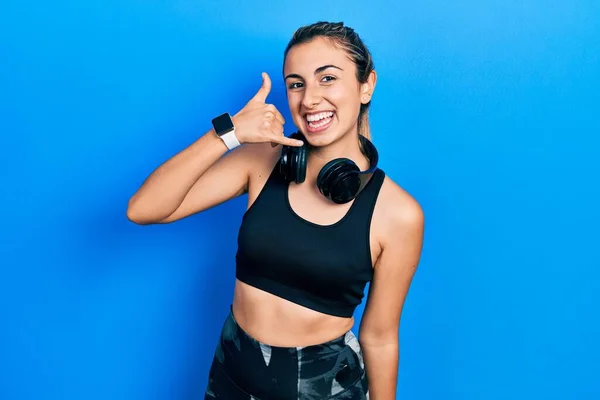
[{"left": 220, "top": 130, "right": 241, "bottom": 150}]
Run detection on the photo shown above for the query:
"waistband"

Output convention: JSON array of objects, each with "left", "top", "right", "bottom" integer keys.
[{"left": 209, "top": 307, "right": 368, "bottom": 399}]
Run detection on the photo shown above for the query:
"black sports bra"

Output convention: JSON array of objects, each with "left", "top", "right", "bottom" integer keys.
[{"left": 235, "top": 161, "right": 386, "bottom": 318}]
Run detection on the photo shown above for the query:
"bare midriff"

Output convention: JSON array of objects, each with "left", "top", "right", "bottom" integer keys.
[{"left": 231, "top": 279, "right": 355, "bottom": 347}]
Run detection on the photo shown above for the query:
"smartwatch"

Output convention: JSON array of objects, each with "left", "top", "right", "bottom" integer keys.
[{"left": 211, "top": 112, "right": 241, "bottom": 150}]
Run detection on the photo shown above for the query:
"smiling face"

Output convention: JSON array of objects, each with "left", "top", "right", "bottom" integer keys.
[{"left": 283, "top": 37, "right": 374, "bottom": 147}]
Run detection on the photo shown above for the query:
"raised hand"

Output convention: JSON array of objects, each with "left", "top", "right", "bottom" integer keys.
[{"left": 233, "top": 72, "right": 304, "bottom": 147}]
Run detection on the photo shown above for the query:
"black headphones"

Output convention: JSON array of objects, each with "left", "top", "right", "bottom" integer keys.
[{"left": 279, "top": 132, "right": 379, "bottom": 204}]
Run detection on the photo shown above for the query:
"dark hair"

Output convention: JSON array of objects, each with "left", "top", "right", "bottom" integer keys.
[{"left": 283, "top": 21, "right": 375, "bottom": 139}]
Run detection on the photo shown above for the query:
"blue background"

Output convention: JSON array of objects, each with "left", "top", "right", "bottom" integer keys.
[{"left": 2, "top": 1, "right": 599, "bottom": 399}]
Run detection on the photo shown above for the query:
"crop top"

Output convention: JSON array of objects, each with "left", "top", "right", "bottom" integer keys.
[{"left": 235, "top": 161, "right": 386, "bottom": 318}]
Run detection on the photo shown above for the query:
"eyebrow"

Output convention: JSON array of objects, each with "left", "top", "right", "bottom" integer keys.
[{"left": 284, "top": 64, "right": 343, "bottom": 81}]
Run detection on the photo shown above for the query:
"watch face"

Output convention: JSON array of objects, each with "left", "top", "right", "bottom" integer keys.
[{"left": 212, "top": 113, "right": 234, "bottom": 136}]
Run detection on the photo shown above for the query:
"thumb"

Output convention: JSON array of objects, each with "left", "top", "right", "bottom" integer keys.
[{"left": 251, "top": 72, "right": 271, "bottom": 103}]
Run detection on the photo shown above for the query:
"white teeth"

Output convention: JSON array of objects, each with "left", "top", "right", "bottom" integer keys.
[{"left": 306, "top": 111, "right": 334, "bottom": 122}]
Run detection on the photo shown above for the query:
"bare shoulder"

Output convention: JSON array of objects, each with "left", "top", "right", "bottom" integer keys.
[
  {"left": 241, "top": 141, "right": 281, "bottom": 162},
  {"left": 373, "top": 175, "right": 425, "bottom": 250},
  {"left": 239, "top": 142, "right": 283, "bottom": 205},
  {"left": 242, "top": 142, "right": 282, "bottom": 178}
]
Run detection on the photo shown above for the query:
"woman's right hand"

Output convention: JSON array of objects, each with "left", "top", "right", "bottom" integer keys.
[{"left": 232, "top": 72, "right": 304, "bottom": 147}]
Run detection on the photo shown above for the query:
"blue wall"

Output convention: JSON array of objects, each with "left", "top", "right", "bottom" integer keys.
[{"left": 2, "top": 1, "right": 599, "bottom": 399}]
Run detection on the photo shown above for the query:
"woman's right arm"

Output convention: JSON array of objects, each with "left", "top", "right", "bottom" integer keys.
[
  {"left": 126, "top": 72, "right": 303, "bottom": 225},
  {"left": 127, "top": 129, "right": 242, "bottom": 225}
]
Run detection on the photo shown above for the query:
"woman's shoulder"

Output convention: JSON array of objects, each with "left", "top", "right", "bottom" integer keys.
[
  {"left": 373, "top": 173, "right": 425, "bottom": 243},
  {"left": 247, "top": 142, "right": 283, "bottom": 175},
  {"left": 236, "top": 142, "right": 285, "bottom": 200},
  {"left": 233, "top": 141, "right": 282, "bottom": 175}
]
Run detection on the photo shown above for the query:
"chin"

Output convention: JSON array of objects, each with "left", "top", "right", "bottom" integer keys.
[
  {"left": 309, "top": 134, "right": 340, "bottom": 147},
  {"left": 295, "top": 128, "right": 332, "bottom": 147}
]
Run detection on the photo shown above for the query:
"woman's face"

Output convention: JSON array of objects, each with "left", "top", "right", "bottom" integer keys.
[{"left": 283, "top": 37, "right": 374, "bottom": 147}]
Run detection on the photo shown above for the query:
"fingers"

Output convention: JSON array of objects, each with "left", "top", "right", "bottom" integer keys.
[
  {"left": 270, "top": 135, "right": 304, "bottom": 147},
  {"left": 266, "top": 122, "right": 303, "bottom": 147},
  {"left": 265, "top": 105, "right": 285, "bottom": 125},
  {"left": 273, "top": 108, "right": 285, "bottom": 125},
  {"left": 251, "top": 72, "right": 272, "bottom": 103}
]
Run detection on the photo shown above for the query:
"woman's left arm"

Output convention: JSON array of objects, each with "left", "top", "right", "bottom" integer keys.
[{"left": 358, "top": 196, "right": 425, "bottom": 400}]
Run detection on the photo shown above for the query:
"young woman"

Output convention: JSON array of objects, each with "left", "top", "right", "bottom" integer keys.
[{"left": 127, "top": 21, "right": 424, "bottom": 400}]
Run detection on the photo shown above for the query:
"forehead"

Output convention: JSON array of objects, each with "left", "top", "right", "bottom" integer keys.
[{"left": 283, "top": 37, "right": 353, "bottom": 75}]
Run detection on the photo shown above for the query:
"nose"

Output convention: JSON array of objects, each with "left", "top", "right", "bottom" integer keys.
[{"left": 301, "top": 84, "right": 322, "bottom": 109}]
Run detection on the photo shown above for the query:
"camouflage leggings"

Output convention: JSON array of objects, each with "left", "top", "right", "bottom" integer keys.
[{"left": 205, "top": 309, "right": 369, "bottom": 399}]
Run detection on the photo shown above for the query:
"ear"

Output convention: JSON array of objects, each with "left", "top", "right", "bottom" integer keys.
[{"left": 360, "top": 70, "right": 377, "bottom": 104}]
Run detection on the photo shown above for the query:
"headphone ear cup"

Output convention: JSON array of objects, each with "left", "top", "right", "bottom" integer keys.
[
  {"left": 295, "top": 142, "right": 307, "bottom": 183},
  {"left": 317, "top": 159, "right": 361, "bottom": 203},
  {"left": 279, "top": 144, "right": 294, "bottom": 181},
  {"left": 279, "top": 132, "right": 307, "bottom": 183},
  {"left": 329, "top": 168, "right": 361, "bottom": 204},
  {"left": 317, "top": 159, "right": 345, "bottom": 197}
]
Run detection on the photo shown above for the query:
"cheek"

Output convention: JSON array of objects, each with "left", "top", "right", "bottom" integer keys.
[
  {"left": 285, "top": 96, "right": 304, "bottom": 127},
  {"left": 329, "top": 89, "right": 360, "bottom": 119},
  {"left": 287, "top": 94, "right": 305, "bottom": 120},
  {"left": 286, "top": 92, "right": 300, "bottom": 108},
  {"left": 328, "top": 85, "right": 357, "bottom": 108}
]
